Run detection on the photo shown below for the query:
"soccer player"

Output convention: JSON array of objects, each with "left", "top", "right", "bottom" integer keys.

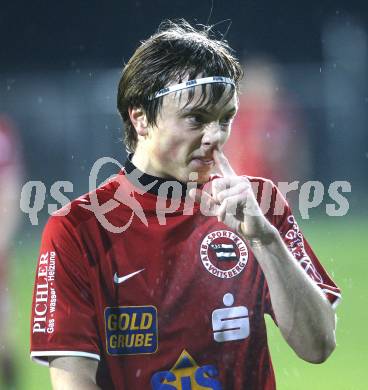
[{"left": 30, "top": 20, "right": 341, "bottom": 389}]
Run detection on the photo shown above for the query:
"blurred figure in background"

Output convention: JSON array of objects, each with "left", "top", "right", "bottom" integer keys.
[
  {"left": 225, "top": 57, "right": 310, "bottom": 183},
  {"left": 0, "top": 115, "right": 22, "bottom": 389}
]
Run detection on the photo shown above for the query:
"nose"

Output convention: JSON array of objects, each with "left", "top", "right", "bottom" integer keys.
[{"left": 201, "top": 122, "right": 224, "bottom": 149}]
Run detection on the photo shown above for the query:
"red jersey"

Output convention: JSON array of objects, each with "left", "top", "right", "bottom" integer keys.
[{"left": 30, "top": 161, "right": 341, "bottom": 390}]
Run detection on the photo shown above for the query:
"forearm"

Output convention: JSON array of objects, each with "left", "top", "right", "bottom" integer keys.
[{"left": 247, "top": 227, "right": 336, "bottom": 363}]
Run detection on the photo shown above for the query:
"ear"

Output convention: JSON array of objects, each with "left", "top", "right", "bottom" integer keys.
[{"left": 128, "top": 107, "right": 149, "bottom": 136}]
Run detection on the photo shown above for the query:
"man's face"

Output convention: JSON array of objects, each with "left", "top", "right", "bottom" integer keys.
[{"left": 142, "top": 85, "right": 238, "bottom": 183}]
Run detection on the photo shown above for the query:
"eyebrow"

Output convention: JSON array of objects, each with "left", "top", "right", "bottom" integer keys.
[{"left": 178, "top": 106, "right": 237, "bottom": 117}]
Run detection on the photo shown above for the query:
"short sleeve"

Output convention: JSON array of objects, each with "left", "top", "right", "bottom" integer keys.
[
  {"left": 261, "top": 181, "right": 342, "bottom": 318},
  {"left": 30, "top": 216, "right": 100, "bottom": 365}
]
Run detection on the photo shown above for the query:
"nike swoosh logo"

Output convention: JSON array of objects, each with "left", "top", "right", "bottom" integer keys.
[{"left": 113, "top": 269, "right": 145, "bottom": 284}]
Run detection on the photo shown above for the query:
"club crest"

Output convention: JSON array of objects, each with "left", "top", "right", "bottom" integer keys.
[{"left": 200, "top": 230, "right": 248, "bottom": 279}]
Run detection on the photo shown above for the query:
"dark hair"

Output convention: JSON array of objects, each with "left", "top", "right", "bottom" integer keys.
[{"left": 117, "top": 19, "right": 243, "bottom": 153}]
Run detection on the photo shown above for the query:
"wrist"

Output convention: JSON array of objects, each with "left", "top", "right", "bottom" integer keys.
[{"left": 246, "top": 225, "right": 279, "bottom": 248}]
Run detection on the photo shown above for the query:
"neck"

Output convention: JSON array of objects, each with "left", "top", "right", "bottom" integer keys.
[
  {"left": 131, "top": 145, "right": 157, "bottom": 177},
  {"left": 125, "top": 153, "right": 189, "bottom": 199},
  {"left": 132, "top": 141, "right": 172, "bottom": 179}
]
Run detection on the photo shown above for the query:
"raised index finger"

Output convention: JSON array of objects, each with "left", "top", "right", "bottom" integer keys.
[{"left": 213, "top": 149, "right": 237, "bottom": 177}]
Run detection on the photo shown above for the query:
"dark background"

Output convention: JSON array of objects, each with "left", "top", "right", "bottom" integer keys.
[{"left": 1, "top": 0, "right": 367, "bottom": 69}]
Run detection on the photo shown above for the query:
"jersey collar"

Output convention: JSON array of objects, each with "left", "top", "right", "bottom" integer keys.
[{"left": 124, "top": 154, "right": 190, "bottom": 199}]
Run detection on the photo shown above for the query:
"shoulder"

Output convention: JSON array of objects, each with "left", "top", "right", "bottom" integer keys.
[
  {"left": 49, "top": 174, "right": 123, "bottom": 229},
  {"left": 243, "top": 175, "right": 274, "bottom": 187},
  {"left": 243, "top": 175, "right": 289, "bottom": 223},
  {"left": 242, "top": 175, "right": 279, "bottom": 202},
  {"left": 43, "top": 171, "right": 140, "bottom": 240}
]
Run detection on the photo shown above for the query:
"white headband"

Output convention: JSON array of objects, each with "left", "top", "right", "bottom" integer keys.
[{"left": 150, "top": 76, "right": 235, "bottom": 100}]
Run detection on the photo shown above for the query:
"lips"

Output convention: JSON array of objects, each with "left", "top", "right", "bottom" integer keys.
[
  {"left": 191, "top": 154, "right": 214, "bottom": 162},
  {"left": 196, "top": 158, "right": 213, "bottom": 164},
  {"left": 190, "top": 156, "right": 214, "bottom": 167}
]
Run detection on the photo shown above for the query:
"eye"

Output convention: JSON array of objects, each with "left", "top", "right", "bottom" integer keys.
[
  {"left": 219, "top": 116, "right": 234, "bottom": 129},
  {"left": 186, "top": 115, "right": 206, "bottom": 128}
]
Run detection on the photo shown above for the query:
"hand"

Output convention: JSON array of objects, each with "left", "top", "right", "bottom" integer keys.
[{"left": 189, "top": 150, "right": 276, "bottom": 244}]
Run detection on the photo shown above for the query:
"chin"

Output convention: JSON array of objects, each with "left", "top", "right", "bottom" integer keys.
[{"left": 179, "top": 166, "right": 211, "bottom": 184}]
